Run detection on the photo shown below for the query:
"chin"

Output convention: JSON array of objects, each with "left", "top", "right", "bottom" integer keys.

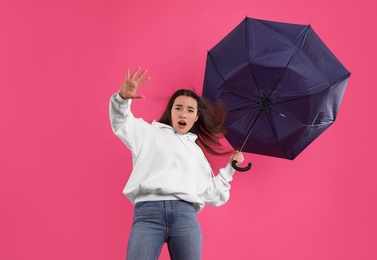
[{"left": 174, "top": 128, "right": 187, "bottom": 134}]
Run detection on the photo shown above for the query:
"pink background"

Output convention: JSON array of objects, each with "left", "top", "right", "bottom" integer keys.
[{"left": 1, "top": 0, "right": 376, "bottom": 259}]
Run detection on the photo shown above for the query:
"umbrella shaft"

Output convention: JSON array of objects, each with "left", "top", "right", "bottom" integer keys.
[{"left": 239, "top": 109, "right": 263, "bottom": 151}]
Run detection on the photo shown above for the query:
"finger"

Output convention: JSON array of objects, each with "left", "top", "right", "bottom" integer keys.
[
  {"left": 126, "top": 68, "right": 130, "bottom": 80},
  {"left": 233, "top": 152, "right": 243, "bottom": 161},
  {"left": 131, "top": 67, "right": 140, "bottom": 80},
  {"left": 135, "top": 69, "right": 148, "bottom": 81},
  {"left": 139, "top": 76, "right": 151, "bottom": 86},
  {"left": 133, "top": 94, "right": 145, "bottom": 99}
]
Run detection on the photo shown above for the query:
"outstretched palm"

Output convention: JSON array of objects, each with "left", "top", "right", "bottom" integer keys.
[{"left": 119, "top": 68, "right": 151, "bottom": 99}]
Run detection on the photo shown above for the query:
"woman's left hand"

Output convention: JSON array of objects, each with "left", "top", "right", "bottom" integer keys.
[{"left": 229, "top": 150, "right": 244, "bottom": 166}]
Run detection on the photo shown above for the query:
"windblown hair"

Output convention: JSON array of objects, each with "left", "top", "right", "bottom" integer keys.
[{"left": 158, "top": 89, "right": 229, "bottom": 155}]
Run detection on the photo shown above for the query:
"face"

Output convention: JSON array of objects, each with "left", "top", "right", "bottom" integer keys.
[{"left": 171, "top": 95, "right": 199, "bottom": 134}]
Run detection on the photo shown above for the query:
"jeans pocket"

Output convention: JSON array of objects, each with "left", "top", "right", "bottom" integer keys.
[{"left": 134, "top": 201, "right": 146, "bottom": 208}]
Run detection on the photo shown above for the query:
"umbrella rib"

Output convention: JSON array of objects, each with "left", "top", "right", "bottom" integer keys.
[
  {"left": 267, "top": 76, "right": 350, "bottom": 127},
  {"left": 246, "top": 18, "right": 266, "bottom": 99},
  {"left": 265, "top": 109, "right": 291, "bottom": 159},
  {"left": 208, "top": 52, "right": 228, "bottom": 83},
  {"left": 208, "top": 53, "right": 261, "bottom": 101},
  {"left": 269, "top": 106, "right": 334, "bottom": 127},
  {"left": 273, "top": 75, "right": 350, "bottom": 109},
  {"left": 227, "top": 104, "right": 261, "bottom": 113},
  {"left": 238, "top": 108, "right": 290, "bottom": 157},
  {"left": 267, "top": 25, "right": 311, "bottom": 98},
  {"left": 224, "top": 89, "right": 260, "bottom": 105}
]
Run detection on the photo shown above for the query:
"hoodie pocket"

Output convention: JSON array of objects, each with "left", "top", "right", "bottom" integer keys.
[{"left": 139, "top": 171, "right": 198, "bottom": 202}]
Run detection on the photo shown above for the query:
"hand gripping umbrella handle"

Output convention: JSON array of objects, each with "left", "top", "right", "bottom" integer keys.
[{"left": 232, "top": 160, "right": 252, "bottom": 172}]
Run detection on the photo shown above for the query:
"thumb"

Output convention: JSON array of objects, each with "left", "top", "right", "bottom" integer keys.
[{"left": 132, "top": 94, "right": 145, "bottom": 99}]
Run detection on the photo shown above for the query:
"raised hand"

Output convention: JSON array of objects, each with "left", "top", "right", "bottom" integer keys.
[{"left": 119, "top": 68, "right": 151, "bottom": 99}]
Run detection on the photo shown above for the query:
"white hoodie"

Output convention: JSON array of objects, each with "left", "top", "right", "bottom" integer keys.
[{"left": 109, "top": 93, "right": 235, "bottom": 213}]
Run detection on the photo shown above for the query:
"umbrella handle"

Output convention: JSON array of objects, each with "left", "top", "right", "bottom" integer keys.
[{"left": 232, "top": 160, "right": 252, "bottom": 172}]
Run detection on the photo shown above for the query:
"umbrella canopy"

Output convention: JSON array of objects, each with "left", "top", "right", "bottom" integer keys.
[{"left": 203, "top": 17, "right": 350, "bottom": 166}]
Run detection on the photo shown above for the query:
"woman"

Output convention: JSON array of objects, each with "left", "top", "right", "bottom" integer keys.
[{"left": 109, "top": 68, "right": 244, "bottom": 260}]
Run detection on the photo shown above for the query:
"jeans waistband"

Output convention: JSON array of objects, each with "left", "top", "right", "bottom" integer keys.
[{"left": 134, "top": 193, "right": 179, "bottom": 205}]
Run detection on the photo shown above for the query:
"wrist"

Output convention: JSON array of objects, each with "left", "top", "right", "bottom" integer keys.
[{"left": 118, "top": 92, "right": 127, "bottom": 100}]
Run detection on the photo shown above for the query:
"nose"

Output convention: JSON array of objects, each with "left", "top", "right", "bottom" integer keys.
[{"left": 179, "top": 112, "right": 187, "bottom": 118}]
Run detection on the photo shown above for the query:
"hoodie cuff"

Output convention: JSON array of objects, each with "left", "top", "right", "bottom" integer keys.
[
  {"left": 221, "top": 163, "right": 236, "bottom": 180},
  {"left": 114, "top": 93, "right": 132, "bottom": 106}
]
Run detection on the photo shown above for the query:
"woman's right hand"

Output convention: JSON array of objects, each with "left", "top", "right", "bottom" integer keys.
[{"left": 119, "top": 68, "right": 151, "bottom": 99}]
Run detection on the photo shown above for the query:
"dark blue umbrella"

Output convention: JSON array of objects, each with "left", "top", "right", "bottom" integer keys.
[{"left": 203, "top": 17, "right": 350, "bottom": 171}]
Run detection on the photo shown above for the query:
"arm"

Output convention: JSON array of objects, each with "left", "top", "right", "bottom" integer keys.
[
  {"left": 200, "top": 151, "right": 245, "bottom": 206},
  {"left": 109, "top": 68, "right": 151, "bottom": 153}
]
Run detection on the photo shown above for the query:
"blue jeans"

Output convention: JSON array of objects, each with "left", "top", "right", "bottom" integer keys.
[{"left": 126, "top": 200, "right": 202, "bottom": 260}]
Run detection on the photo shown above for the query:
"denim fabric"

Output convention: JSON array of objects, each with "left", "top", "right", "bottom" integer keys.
[{"left": 126, "top": 200, "right": 202, "bottom": 260}]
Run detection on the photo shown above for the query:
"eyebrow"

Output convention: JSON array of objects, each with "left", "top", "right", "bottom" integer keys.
[{"left": 173, "top": 104, "right": 197, "bottom": 110}]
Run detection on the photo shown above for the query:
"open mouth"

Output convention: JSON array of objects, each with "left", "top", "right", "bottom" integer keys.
[{"left": 178, "top": 120, "right": 187, "bottom": 127}]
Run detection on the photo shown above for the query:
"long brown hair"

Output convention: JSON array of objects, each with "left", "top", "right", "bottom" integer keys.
[{"left": 159, "top": 89, "right": 229, "bottom": 155}]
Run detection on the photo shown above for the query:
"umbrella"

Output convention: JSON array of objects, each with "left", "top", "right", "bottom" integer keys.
[{"left": 202, "top": 17, "right": 350, "bottom": 171}]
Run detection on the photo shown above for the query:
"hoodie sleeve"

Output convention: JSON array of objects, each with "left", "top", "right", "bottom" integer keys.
[
  {"left": 109, "top": 93, "right": 149, "bottom": 155},
  {"left": 199, "top": 163, "right": 235, "bottom": 206}
]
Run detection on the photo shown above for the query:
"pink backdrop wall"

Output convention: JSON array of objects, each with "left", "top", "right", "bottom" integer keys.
[{"left": 1, "top": 0, "right": 376, "bottom": 259}]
